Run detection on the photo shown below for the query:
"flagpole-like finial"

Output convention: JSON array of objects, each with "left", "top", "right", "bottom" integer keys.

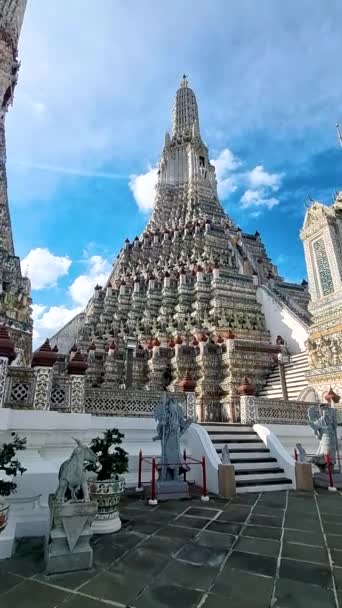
[
  {"left": 336, "top": 123, "right": 342, "bottom": 148},
  {"left": 181, "top": 74, "right": 188, "bottom": 88}
]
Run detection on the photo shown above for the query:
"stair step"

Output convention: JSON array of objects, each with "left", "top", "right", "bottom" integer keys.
[
  {"left": 235, "top": 472, "right": 286, "bottom": 482},
  {"left": 234, "top": 467, "right": 284, "bottom": 476},
  {"left": 206, "top": 430, "right": 257, "bottom": 437},
  {"left": 211, "top": 438, "right": 261, "bottom": 445},
  {"left": 237, "top": 483, "right": 292, "bottom": 494},
  {"left": 228, "top": 448, "right": 270, "bottom": 454},
  {"left": 214, "top": 443, "right": 265, "bottom": 452},
  {"left": 230, "top": 456, "right": 277, "bottom": 463},
  {"left": 208, "top": 434, "right": 258, "bottom": 441},
  {"left": 234, "top": 461, "right": 282, "bottom": 471},
  {"left": 236, "top": 477, "right": 292, "bottom": 488}
]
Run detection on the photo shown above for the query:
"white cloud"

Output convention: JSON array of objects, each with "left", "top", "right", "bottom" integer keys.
[
  {"left": 21, "top": 248, "right": 71, "bottom": 290},
  {"left": 241, "top": 189, "right": 279, "bottom": 210},
  {"left": 69, "top": 255, "right": 111, "bottom": 306},
  {"left": 33, "top": 304, "right": 83, "bottom": 346},
  {"left": 129, "top": 166, "right": 158, "bottom": 212},
  {"left": 247, "top": 165, "right": 283, "bottom": 191},
  {"left": 210, "top": 148, "right": 241, "bottom": 199}
]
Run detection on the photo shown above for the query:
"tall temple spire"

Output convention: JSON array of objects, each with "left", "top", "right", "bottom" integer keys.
[
  {"left": 0, "top": 1, "right": 32, "bottom": 365},
  {"left": 172, "top": 75, "right": 200, "bottom": 137},
  {"left": 0, "top": 0, "right": 27, "bottom": 255}
]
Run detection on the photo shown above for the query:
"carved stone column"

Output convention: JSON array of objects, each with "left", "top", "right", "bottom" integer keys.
[
  {"left": 0, "top": 325, "right": 16, "bottom": 407},
  {"left": 31, "top": 339, "right": 57, "bottom": 410},
  {"left": 0, "top": 356, "right": 9, "bottom": 407},
  {"left": 67, "top": 351, "right": 88, "bottom": 413}
]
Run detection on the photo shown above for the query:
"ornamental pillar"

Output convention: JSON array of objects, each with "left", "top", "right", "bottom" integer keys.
[
  {"left": 31, "top": 339, "right": 58, "bottom": 410},
  {"left": 0, "top": 325, "right": 16, "bottom": 406},
  {"left": 67, "top": 351, "right": 88, "bottom": 413}
]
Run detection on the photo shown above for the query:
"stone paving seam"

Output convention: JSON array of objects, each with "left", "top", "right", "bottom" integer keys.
[
  {"left": 269, "top": 489, "right": 288, "bottom": 607},
  {"left": 314, "top": 492, "right": 339, "bottom": 608},
  {"left": 202, "top": 491, "right": 263, "bottom": 601}
]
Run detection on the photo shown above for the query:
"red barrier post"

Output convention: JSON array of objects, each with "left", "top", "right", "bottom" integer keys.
[
  {"left": 148, "top": 457, "right": 158, "bottom": 505},
  {"left": 135, "top": 449, "right": 143, "bottom": 492},
  {"left": 183, "top": 449, "right": 187, "bottom": 482},
  {"left": 201, "top": 456, "right": 210, "bottom": 502},
  {"left": 325, "top": 454, "right": 336, "bottom": 491}
]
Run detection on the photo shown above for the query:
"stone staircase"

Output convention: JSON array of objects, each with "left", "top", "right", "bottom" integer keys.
[
  {"left": 258, "top": 351, "right": 309, "bottom": 401},
  {"left": 202, "top": 423, "right": 293, "bottom": 493}
]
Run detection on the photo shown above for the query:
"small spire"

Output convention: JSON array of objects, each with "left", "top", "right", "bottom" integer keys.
[
  {"left": 181, "top": 74, "right": 188, "bottom": 88},
  {"left": 336, "top": 123, "right": 342, "bottom": 148}
]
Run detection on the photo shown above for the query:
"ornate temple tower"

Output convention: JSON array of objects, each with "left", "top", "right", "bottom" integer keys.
[
  {"left": 0, "top": 1, "right": 32, "bottom": 365},
  {"left": 52, "top": 76, "right": 310, "bottom": 420},
  {"left": 300, "top": 194, "right": 342, "bottom": 399}
]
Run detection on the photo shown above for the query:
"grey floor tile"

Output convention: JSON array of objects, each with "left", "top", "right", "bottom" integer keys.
[
  {"left": 225, "top": 550, "right": 277, "bottom": 577},
  {"left": 323, "top": 522, "right": 342, "bottom": 535},
  {"left": 284, "top": 529, "right": 324, "bottom": 547},
  {"left": 173, "top": 516, "right": 208, "bottom": 529},
  {"left": 235, "top": 535, "right": 280, "bottom": 557},
  {"left": 158, "top": 559, "right": 217, "bottom": 591},
  {"left": 242, "top": 524, "right": 282, "bottom": 541},
  {"left": 284, "top": 516, "right": 321, "bottom": 532},
  {"left": 206, "top": 520, "right": 242, "bottom": 535},
  {"left": 112, "top": 529, "right": 146, "bottom": 549},
  {"left": 62, "top": 596, "right": 111, "bottom": 608},
  {"left": 274, "top": 577, "right": 336, "bottom": 607},
  {"left": 139, "top": 534, "right": 186, "bottom": 554},
  {"left": 248, "top": 514, "right": 283, "bottom": 528},
  {"left": 34, "top": 568, "right": 99, "bottom": 591},
  {"left": 253, "top": 504, "right": 285, "bottom": 517},
  {"left": 80, "top": 569, "right": 147, "bottom": 605},
  {"left": 157, "top": 525, "right": 198, "bottom": 540},
  {"left": 0, "top": 579, "right": 70, "bottom": 608},
  {"left": 118, "top": 546, "right": 170, "bottom": 577},
  {"left": 217, "top": 507, "right": 251, "bottom": 523},
  {"left": 199, "top": 593, "right": 230, "bottom": 608},
  {"left": 184, "top": 507, "right": 220, "bottom": 519},
  {"left": 0, "top": 572, "right": 22, "bottom": 594},
  {"left": 134, "top": 582, "right": 203, "bottom": 608},
  {"left": 279, "top": 557, "right": 332, "bottom": 588},
  {"left": 228, "top": 494, "right": 259, "bottom": 506},
  {"left": 282, "top": 541, "right": 328, "bottom": 564},
  {"left": 195, "top": 530, "right": 235, "bottom": 549},
  {"left": 176, "top": 541, "right": 227, "bottom": 568},
  {"left": 212, "top": 565, "right": 274, "bottom": 605},
  {"left": 331, "top": 549, "right": 342, "bottom": 567},
  {"left": 332, "top": 566, "right": 342, "bottom": 590}
]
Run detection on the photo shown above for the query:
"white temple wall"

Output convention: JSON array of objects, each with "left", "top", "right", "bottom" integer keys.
[{"left": 257, "top": 286, "right": 308, "bottom": 353}]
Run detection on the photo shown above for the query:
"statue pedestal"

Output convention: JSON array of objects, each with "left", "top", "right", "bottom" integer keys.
[
  {"left": 218, "top": 464, "right": 236, "bottom": 498},
  {"left": 156, "top": 480, "right": 189, "bottom": 501},
  {"left": 295, "top": 463, "right": 314, "bottom": 491},
  {"left": 45, "top": 495, "right": 97, "bottom": 575}
]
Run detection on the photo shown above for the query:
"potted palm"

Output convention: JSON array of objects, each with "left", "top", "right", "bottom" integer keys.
[
  {"left": 0, "top": 432, "right": 26, "bottom": 533},
  {"left": 87, "top": 429, "right": 128, "bottom": 534}
]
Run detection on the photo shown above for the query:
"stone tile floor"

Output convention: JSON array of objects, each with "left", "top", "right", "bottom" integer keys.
[{"left": 1, "top": 489, "right": 342, "bottom": 607}]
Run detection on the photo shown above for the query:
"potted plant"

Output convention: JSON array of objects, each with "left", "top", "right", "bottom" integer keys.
[
  {"left": 0, "top": 432, "right": 26, "bottom": 533},
  {"left": 86, "top": 428, "right": 128, "bottom": 534}
]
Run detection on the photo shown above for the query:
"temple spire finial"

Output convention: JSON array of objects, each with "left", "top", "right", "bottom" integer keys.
[{"left": 181, "top": 74, "right": 188, "bottom": 88}]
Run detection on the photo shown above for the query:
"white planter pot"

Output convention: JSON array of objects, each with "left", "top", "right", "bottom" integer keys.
[
  {"left": 88, "top": 477, "right": 125, "bottom": 534},
  {"left": 0, "top": 502, "right": 9, "bottom": 534}
]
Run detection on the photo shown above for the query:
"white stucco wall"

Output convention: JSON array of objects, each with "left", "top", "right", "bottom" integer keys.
[{"left": 257, "top": 286, "right": 308, "bottom": 353}]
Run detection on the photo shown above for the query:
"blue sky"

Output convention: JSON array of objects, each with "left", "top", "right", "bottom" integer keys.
[{"left": 5, "top": 0, "right": 342, "bottom": 344}]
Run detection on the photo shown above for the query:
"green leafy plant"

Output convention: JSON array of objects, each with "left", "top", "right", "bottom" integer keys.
[
  {"left": 86, "top": 429, "right": 128, "bottom": 481},
  {"left": 0, "top": 432, "right": 26, "bottom": 498}
]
